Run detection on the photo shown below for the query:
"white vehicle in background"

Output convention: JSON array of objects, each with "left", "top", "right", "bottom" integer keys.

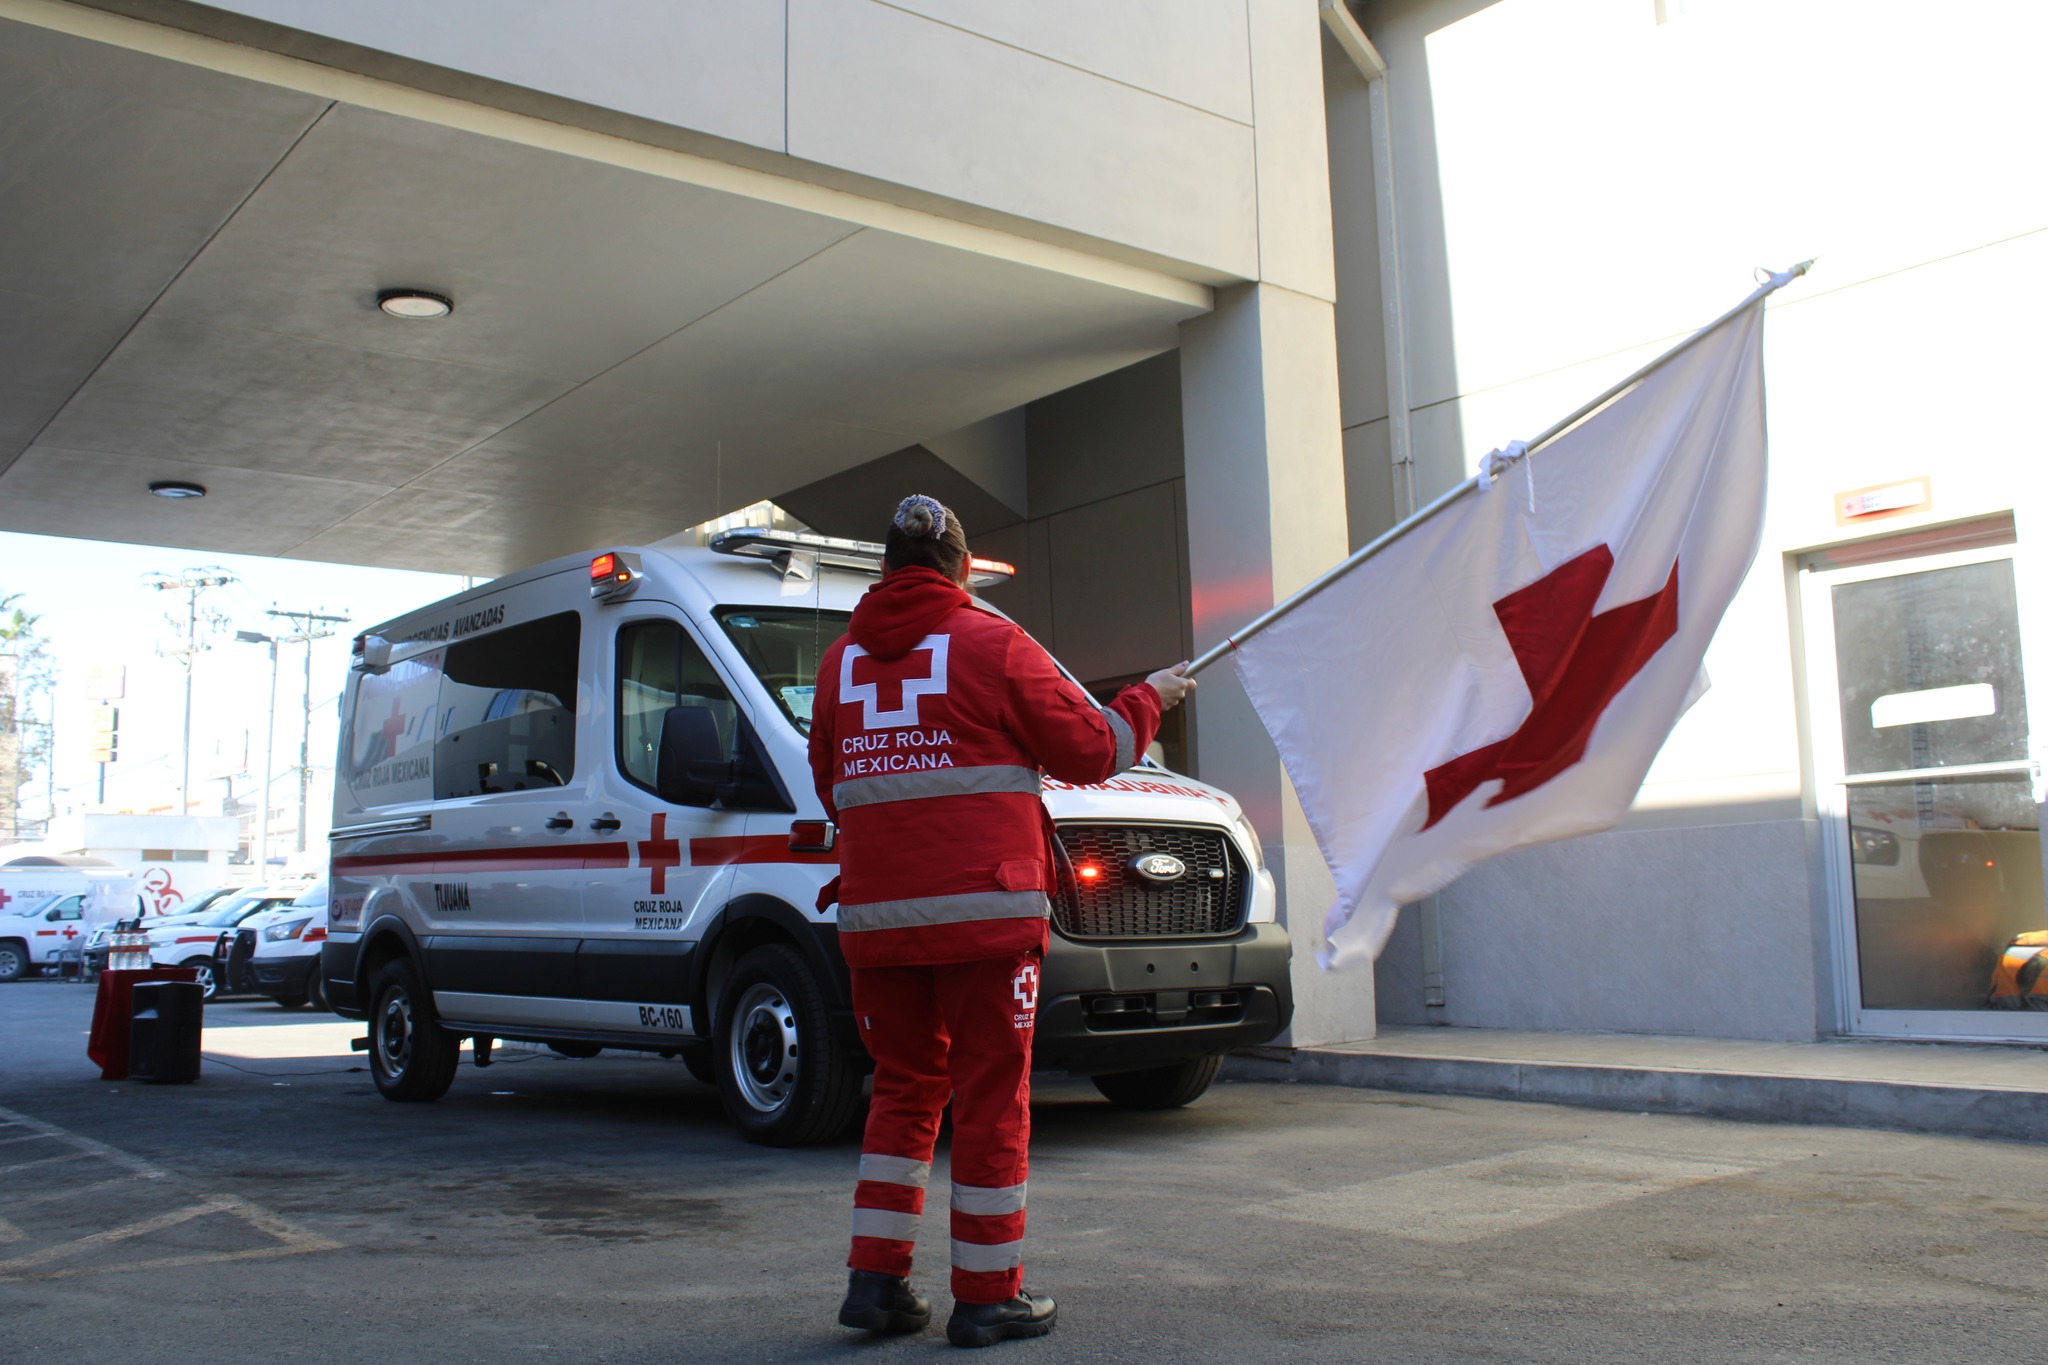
[
  {"left": 142, "top": 885, "right": 309, "bottom": 999},
  {"left": 0, "top": 894, "right": 89, "bottom": 981},
  {"left": 0, "top": 866, "right": 145, "bottom": 980},
  {"left": 224, "top": 883, "right": 329, "bottom": 1010}
]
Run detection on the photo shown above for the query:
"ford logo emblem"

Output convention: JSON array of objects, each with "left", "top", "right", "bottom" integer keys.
[{"left": 1129, "top": 853, "right": 1187, "bottom": 883}]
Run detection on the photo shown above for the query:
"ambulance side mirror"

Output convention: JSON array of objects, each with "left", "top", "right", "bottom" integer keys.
[{"left": 656, "top": 707, "right": 731, "bottom": 806}]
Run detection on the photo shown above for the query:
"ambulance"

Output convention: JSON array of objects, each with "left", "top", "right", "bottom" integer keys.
[
  {"left": 323, "top": 531, "right": 1292, "bottom": 1145},
  {"left": 0, "top": 863, "right": 142, "bottom": 981}
]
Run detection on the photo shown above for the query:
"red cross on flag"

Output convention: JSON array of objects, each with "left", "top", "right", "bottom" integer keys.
[{"left": 1230, "top": 284, "right": 1777, "bottom": 970}]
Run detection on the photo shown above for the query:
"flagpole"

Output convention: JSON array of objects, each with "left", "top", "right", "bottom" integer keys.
[{"left": 1184, "top": 260, "right": 1813, "bottom": 677}]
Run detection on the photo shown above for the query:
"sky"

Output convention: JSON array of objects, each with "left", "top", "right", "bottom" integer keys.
[{"left": 0, "top": 530, "right": 466, "bottom": 837}]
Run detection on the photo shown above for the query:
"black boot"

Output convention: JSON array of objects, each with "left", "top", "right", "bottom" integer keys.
[
  {"left": 838, "top": 1269, "right": 931, "bottom": 1335},
  {"left": 946, "top": 1291, "right": 1058, "bottom": 1348}
]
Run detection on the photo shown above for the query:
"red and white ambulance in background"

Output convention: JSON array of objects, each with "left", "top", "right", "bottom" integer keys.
[
  {"left": 0, "top": 863, "right": 143, "bottom": 981},
  {"left": 323, "top": 531, "right": 1293, "bottom": 1145}
]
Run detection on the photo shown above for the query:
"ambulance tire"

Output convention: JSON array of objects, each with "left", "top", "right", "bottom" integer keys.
[
  {"left": 714, "top": 944, "right": 861, "bottom": 1147},
  {"left": 1090, "top": 1053, "right": 1224, "bottom": 1110},
  {"left": 368, "top": 958, "right": 461, "bottom": 1102},
  {"left": 0, "top": 941, "right": 26, "bottom": 983}
]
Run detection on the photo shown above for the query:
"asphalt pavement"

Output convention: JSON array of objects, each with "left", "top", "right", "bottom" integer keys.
[{"left": 1, "top": 978, "right": 2043, "bottom": 1363}]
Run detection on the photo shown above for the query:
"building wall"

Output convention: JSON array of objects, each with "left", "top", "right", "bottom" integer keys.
[
  {"left": 1346, "top": 0, "right": 2048, "bottom": 1038},
  {"left": 126, "top": 0, "right": 1262, "bottom": 279}
]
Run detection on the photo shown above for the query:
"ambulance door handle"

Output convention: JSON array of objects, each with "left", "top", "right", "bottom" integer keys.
[
  {"left": 544, "top": 814, "right": 573, "bottom": 832},
  {"left": 589, "top": 813, "right": 622, "bottom": 834}
]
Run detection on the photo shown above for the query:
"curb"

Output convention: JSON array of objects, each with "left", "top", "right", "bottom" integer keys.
[{"left": 1222, "top": 1048, "right": 2048, "bottom": 1144}]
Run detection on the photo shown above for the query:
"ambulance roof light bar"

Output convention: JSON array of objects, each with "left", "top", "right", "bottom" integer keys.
[
  {"left": 589, "top": 550, "right": 642, "bottom": 602},
  {"left": 708, "top": 528, "right": 1016, "bottom": 588}
]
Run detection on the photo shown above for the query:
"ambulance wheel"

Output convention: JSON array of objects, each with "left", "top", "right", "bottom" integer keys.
[
  {"left": 368, "top": 959, "right": 460, "bottom": 1102},
  {"left": 181, "top": 957, "right": 219, "bottom": 1001},
  {"left": 0, "top": 941, "right": 26, "bottom": 983},
  {"left": 714, "top": 944, "right": 861, "bottom": 1147},
  {"left": 1091, "top": 1053, "right": 1224, "bottom": 1110}
]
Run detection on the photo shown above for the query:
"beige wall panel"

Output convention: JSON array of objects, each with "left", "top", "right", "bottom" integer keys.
[
  {"left": 885, "top": 0, "right": 1254, "bottom": 122},
  {"left": 1044, "top": 484, "right": 1186, "bottom": 685},
  {"left": 1342, "top": 418, "right": 1398, "bottom": 551},
  {"left": 1246, "top": 0, "right": 1337, "bottom": 301},
  {"left": 183, "top": 0, "right": 789, "bottom": 151},
  {"left": 787, "top": 0, "right": 1258, "bottom": 278},
  {"left": 1322, "top": 36, "right": 1388, "bottom": 430},
  {"left": 1026, "top": 354, "right": 1184, "bottom": 520}
]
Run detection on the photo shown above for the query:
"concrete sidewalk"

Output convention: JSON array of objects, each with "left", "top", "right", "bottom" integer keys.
[{"left": 1225, "top": 1026, "right": 2048, "bottom": 1143}]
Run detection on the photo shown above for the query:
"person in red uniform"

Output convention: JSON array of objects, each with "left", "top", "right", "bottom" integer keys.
[{"left": 815, "top": 494, "right": 1194, "bottom": 1348}]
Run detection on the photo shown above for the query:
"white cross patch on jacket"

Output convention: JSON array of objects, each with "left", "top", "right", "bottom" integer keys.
[{"left": 841, "top": 634, "right": 951, "bottom": 729}]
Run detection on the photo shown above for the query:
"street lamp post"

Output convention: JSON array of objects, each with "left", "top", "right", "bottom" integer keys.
[{"left": 234, "top": 630, "right": 280, "bottom": 871}]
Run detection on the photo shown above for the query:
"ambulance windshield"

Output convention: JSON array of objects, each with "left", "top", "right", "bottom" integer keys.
[{"left": 713, "top": 607, "right": 851, "bottom": 736}]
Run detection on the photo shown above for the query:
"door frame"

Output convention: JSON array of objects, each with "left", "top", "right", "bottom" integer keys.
[{"left": 1799, "top": 522, "right": 2048, "bottom": 1041}]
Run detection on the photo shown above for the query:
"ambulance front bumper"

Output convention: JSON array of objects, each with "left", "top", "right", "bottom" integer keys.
[{"left": 1034, "top": 921, "right": 1292, "bottom": 1076}]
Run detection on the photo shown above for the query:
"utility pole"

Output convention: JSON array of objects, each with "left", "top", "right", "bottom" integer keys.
[
  {"left": 266, "top": 607, "right": 347, "bottom": 853},
  {"left": 235, "top": 630, "right": 283, "bottom": 870},
  {"left": 145, "top": 568, "right": 234, "bottom": 818}
]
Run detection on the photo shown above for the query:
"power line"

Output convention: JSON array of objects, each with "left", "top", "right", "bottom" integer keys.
[{"left": 265, "top": 606, "right": 347, "bottom": 855}]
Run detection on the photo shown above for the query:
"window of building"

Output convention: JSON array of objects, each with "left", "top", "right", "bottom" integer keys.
[
  {"left": 432, "top": 612, "right": 580, "bottom": 800},
  {"left": 616, "top": 620, "right": 740, "bottom": 801}
]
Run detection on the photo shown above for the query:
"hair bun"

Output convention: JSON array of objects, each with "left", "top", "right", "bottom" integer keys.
[{"left": 892, "top": 494, "right": 948, "bottom": 540}]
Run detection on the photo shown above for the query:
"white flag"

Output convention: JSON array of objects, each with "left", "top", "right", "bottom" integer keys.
[{"left": 1236, "top": 298, "right": 1769, "bottom": 969}]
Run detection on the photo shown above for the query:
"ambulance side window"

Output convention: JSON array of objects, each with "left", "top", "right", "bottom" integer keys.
[
  {"left": 617, "top": 620, "right": 740, "bottom": 796},
  {"left": 433, "top": 612, "right": 580, "bottom": 800}
]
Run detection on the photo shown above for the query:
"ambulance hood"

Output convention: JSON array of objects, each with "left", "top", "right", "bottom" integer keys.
[{"left": 1041, "top": 767, "right": 1246, "bottom": 830}]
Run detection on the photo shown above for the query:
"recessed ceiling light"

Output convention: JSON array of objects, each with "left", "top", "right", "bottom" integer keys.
[
  {"left": 148, "top": 480, "right": 207, "bottom": 500},
  {"left": 377, "top": 288, "right": 454, "bottom": 320}
]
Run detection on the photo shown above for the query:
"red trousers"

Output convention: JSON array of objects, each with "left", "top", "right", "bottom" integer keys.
[{"left": 847, "top": 949, "right": 1040, "bottom": 1304}]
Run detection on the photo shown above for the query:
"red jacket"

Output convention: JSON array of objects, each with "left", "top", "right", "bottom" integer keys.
[{"left": 810, "top": 567, "right": 1163, "bottom": 967}]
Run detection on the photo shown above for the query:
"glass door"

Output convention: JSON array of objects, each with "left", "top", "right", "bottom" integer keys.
[{"left": 1802, "top": 528, "right": 2048, "bottom": 1039}]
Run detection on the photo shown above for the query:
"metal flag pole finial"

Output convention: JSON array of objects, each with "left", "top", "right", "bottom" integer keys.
[{"left": 1183, "top": 260, "right": 1814, "bottom": 677}]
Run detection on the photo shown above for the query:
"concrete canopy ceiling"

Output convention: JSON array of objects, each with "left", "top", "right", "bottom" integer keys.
[{"left": 0, "top": 16, "right": 1208, "bottom": 575}]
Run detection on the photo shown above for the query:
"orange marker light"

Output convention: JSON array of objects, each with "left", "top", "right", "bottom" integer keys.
[{"left": 970, "top": 557, "right": 1017, "bottom": 576}]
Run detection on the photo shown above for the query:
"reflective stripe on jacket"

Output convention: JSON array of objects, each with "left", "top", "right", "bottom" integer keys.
[{"left": 809, "top": 567, "right": 1162, "bottom": 967}]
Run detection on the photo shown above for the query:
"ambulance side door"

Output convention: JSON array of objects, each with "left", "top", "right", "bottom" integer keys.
[
  {"left": 419, "top": 590, "right": 605, "bottom": 1032},
  {"left": 577, "top": 613, "right": 754, "bottom": 1040}
]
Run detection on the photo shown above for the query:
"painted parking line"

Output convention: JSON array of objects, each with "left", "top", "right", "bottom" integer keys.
[{"left": 0, "top": 1104, "right": 340, "bottom": 1283}]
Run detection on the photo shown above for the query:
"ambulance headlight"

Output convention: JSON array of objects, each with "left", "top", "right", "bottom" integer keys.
[
  {"left": 1230, "top": 812, "right": 1265, "bottom": 871},
  {"left": 264, "top": 917, "right": 313, "bottom": 942}
]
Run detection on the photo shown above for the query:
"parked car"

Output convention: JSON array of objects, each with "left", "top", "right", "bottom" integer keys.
[
  {"left": 139, "top": 886, "right": 308, "bottom": 999},
  {"left": 221, "top": 883, "right": 329, "bottom": 1009}
]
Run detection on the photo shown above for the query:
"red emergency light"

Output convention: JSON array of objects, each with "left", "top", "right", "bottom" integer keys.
[
  {"left": 969, "top": 557, "right": 1016, "bottom": 579},
  {"left": 1077, "top": 864, "right": 1103, "bottom": 881},
  {"left": 589, "top": 551, "right": 641, "bottom": 601}
]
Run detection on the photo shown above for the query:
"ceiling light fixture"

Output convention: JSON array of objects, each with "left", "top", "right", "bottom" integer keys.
[
  {"left": 148, "top": 480, "right": 207, "bottom": 499},
  {"left": 377, "top": 288, "right": 454, "bottom": 320}
]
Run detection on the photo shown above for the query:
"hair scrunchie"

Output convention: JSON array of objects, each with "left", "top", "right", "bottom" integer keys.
[{"left": 892, "top": 494, "right": 949, "bottom": 540}]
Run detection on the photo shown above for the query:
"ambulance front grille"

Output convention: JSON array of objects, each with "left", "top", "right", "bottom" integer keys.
[{"left": 1051, "top": 824, "right": 1247, "bottom": 940}]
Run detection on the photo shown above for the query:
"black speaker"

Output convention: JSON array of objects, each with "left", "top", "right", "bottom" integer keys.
[{"left": 129, "top": 981, "right": 204, "bottom": 1084}]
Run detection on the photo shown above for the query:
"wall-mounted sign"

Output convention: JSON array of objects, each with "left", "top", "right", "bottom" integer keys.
[{"left": 1836, "top": 477, "right": 1930, "bottom": 525}]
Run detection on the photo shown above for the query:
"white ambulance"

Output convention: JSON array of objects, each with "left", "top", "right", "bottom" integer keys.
[
  {"left": 0, "top": 864, "right": 142, "bottom": 980},
  {"left": 323, "top": 531, "right": 1292, "bottom": 1145}
]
